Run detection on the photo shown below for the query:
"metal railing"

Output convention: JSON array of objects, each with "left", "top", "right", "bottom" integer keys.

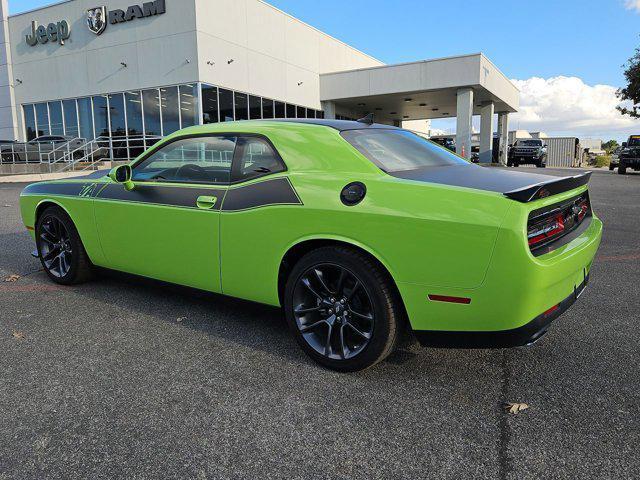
[
  {"left": 0, "top": 135, "right": 163, "bottom": 172},
  {"left": 53, "top": 135, "right": 163, "bottom": 173}
]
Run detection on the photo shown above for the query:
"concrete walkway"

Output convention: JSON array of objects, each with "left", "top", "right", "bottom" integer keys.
[{"left": 0, "top": 171, "right": 96, "bottom": 183}]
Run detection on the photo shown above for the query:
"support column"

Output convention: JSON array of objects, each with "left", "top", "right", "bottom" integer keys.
[
  {"left": 456, "top": 88, "right": 473, "bottom": 160},
  {"left": 479, "top": 102, "right": 494, "bottom": 164},
  {"left": 496, "top": 112, "right": 509, "bottom": 165},
  {"left": 0, "top": 0, "right": 18, "bottom": 141},
  {"left": 321, "top": 101, "right": 336, "bottom": 120}
]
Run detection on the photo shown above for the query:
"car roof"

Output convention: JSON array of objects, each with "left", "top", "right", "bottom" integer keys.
[
  {"left": 242, "top": 118, "right": 401, "bottom": 132},
  {"left": 260, "top": 119, "right": 401, "bottom": 132}
]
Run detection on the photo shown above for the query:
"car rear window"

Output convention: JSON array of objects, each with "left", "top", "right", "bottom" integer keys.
[{"left": 341, "top": 129, "right": 468, "bottom": 172}]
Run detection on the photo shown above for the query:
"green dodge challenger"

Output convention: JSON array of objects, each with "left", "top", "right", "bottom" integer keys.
[{"left": 20, "top": 119, "right": 602, "bottom": 371}]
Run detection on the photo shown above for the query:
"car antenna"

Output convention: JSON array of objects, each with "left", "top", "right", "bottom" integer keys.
[{"left": 357, "top": 113, "right": 375, "bottom": 125}]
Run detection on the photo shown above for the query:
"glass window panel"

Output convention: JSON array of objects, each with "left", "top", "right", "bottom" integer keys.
[
  {"left": 107, "top": 93, "right": 127, "bottom": 159},
  {"left": 23, "top": 105, "right": 37, "bottom": 141},
  {"left": 92, "top": 95, "right": 109, "bottom": 138},
  {"left": 108, "top": 93, "right": 126, "bottom": 137},
  {"left": 160, "top": 86, "right": 180, "bottom": 135},
  {"left": 133, "top": 136, "right": 237, "bottom": 184},
  {"left": 317, "top": 110, "right": 325, "bottom": 119},
  {"left": 235, "top": 136, "right": 285, "bottom": 182},
  {"left": 296, "top": 106, "right": 306, "bottom": 119},
  {"left": 274, "top": 101, "right": 285, "bottom": 119},
  {"left": 180, "top": 84, "right": 199, "bottom": 128},
  {"left": 262, "top": 98, "right": 274, "bottom": 119},
  {"left": 125, "top": 91, "right": 144, "bottom": 159},
  {"left": 35, "top": 103, "right": 50, "bottom": 136},
  {"left": 286, "top": 103, "right": 296, "bottom": 119},
  {"left": 219, "top": 88, "right": 234, "bottom": 122},
  {"left": 77, "top": 98, "right": 94, "bottom": 141},
  {"left": 307, "top": 109, "right": 316, "bottom": 119},
  {"left": 142, "top": 89, "right": 161, "bottom": 136},
  {"left": 202, "top": 84, "right": 219, "bottom": 124},
  {"left": 249, "top": 95, "right": 261, "bottom": 120},
  {"left": 62, "top": 100, "right": 78, "bottom": 137},
  {"left": 48, "top": 101, "right": 63, "bottom": 136},
  {"left": 234, "top": 92, "right": 248, "bottom": 121},
  {"left": 125, "top": 91, "right": 143, "bottom": 135}
]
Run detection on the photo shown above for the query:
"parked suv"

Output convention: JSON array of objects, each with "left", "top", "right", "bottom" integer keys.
[
  {"left": 617, "top": 136, "right": 640, "bottom": 175},
  {"left": 508, "top": 139, "right": 547, "bottom": 168},
  {"left": 0, "top": 136, "right": 85, "bottom": 163}
]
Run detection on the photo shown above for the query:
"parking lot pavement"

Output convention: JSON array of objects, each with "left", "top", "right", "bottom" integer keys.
[{"left": 0, "top": 169, "right": 638, "bottom": 480}]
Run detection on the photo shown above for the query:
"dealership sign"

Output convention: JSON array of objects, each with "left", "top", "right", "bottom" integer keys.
[
  {"left": 25, "top": 20, "right": 70, "bottom": 46},
  {"left": 87, "top": 0, "right": 167, "bottom": 36}
]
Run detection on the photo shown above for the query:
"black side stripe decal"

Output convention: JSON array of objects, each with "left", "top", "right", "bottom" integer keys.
[
  {"left": 23, "top": 177, "right": 303, "bottom": 211},
  {"left": 22, "top": 182, "right": 102, "bottom": 198},
  {"left": 97, "top": 183, "right": 227, "bottom": 211},
  {"left": 222, "top": 177, "right": 301, "bottom": 212}
]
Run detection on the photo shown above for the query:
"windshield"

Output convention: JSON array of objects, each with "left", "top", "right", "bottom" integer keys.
[
  {"left": 628, "top": 136, "right": 640, "bottom": 147},
  {"left": 341, "top": 129, "right": 468, "bottom": 172},
  {"left": 516, "top": 140, "right": 543, "bottom": 147}
]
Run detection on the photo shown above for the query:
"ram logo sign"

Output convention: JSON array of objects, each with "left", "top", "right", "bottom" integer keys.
[
  {"left": 86, "top": 0, "right": 166, "bottom": 35},
  {"left": 86, "top": 6, "right": 107, "bottom": 35}
]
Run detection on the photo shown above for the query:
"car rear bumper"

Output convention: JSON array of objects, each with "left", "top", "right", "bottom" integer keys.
[
  {"left": 396, "top": 201, "right": 602, "bottom": 340},
  {"left": 413, "top": 271, "right": 589, "bottom": 348}
]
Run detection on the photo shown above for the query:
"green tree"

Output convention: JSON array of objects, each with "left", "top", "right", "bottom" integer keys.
[
  {"left": 617, "top": 46, "right": 640, "bottom": 118},
  {"left": 602, "top": 140, "right": 619, "bottom": 154}
]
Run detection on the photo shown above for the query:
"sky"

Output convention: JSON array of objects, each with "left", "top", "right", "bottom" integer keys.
[{"left": 8, "top": 0, "right": 640, "bottom": 141}]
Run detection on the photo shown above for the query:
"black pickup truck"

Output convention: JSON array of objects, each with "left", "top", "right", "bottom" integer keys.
[
  {"left": 617, "top": 135, "right": 640, "bottom": 175},
  {"left": 507, "top": 139, "right": 547, "bottom": 168}
]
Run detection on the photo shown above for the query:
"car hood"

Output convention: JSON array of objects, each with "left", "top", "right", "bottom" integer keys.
[{"left": 391, "top": 164, "right": 554, "bottom": 193}]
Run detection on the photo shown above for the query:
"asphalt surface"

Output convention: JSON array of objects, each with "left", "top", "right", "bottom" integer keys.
[{"left": 0, "top": 168, "right": 638, "bottom": 479}]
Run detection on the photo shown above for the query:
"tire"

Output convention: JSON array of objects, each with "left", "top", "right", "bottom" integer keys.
[
  {"left": 618, "top": 165, "right": 627, "bottom": 175},
  {"left": 609, "top": 164, "right": 615, "bottom": 171},
  {"left": 36, "top": 206, "right": 93, "bottom": 285},
  {"left": 284, "top": 246, "right": 402, "bottom": 372}
]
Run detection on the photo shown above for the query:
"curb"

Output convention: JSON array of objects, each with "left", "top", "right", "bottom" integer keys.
[{"left": 0, "top": 171, "right": 95, "bottom": 184}]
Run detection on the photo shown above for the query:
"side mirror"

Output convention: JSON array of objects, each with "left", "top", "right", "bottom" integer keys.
[
  {"left": 109, "top": 165, "right": 134, "bottom": 190},
  {"left": 109, "top": 164, "right": 131, "bottom": 183}
]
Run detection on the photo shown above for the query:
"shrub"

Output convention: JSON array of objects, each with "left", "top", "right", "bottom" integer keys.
[{"left": 594, "top": 155, "right": 611, "bottom": 168}]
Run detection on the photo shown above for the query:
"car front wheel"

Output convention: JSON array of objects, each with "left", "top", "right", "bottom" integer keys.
[
  {"left": 284, "top": 246, "right": 402, "bottom": 372},
  {"left": 36, "top": 206, "right": 93, "bottom": 285}
]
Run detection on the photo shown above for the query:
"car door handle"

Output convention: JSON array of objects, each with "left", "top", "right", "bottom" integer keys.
[{"left": 196, "top": 195, "right": 218, "bottom": 210}]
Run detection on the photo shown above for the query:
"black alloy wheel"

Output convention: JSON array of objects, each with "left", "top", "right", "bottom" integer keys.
[
  {"left": 36, "top": 206, "right": 92, "bottom": 285},
  {"left": 39, "top": 215, "right": 73, "bottom": 278},
  {"left": 292, "top": 263, "right": 375, "bottom": 361},
  {"left": 285, "top": 246, "right": 402, "bottom": 372}
]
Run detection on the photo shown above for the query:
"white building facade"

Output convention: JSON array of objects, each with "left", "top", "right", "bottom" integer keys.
[{"left": 0, "top": 0, "right": 519, "bottom": 163}]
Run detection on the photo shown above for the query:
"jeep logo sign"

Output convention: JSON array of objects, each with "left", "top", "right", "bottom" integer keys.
[
  {"left": 25, "top": 20, "right": 70, "bottom": 47},
  {"left": 87, "top": 0, "right": 166, "bottom": 35}
]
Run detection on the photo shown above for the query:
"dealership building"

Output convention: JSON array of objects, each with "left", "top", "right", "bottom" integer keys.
[{"left": 0, "top": 0, "right": 519, "bottom": 163}]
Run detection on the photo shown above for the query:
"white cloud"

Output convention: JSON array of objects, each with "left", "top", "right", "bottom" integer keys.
[
  {"left": 509, "top": 76, "right": 640, "bottom": 141},
  {"left": 624, "top": 0, "right": 640, "bottom": 13}
]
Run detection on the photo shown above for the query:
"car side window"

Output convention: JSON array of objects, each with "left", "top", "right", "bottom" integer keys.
[
  {"left": 132, "top": 136, "right": 237, "bottom": 185},
  {"left": 234, "top": 136, "right": 285, "bottom": 182}
]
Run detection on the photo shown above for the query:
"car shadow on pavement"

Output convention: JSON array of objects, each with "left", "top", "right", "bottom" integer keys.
[{"left": 84, "top": 267, "right": 311, "bottom": 364}]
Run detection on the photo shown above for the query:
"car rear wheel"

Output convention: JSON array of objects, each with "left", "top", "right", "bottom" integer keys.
[
  {"left": 36, "top": 206, "right": 93, "bottom": 285},
  {"left": 284, "top": 246, "right": 402, "bottom": 372}
]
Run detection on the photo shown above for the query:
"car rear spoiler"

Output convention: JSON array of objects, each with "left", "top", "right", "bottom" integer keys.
[{"left": 503, "top": 172, "right": 592, "bottom": 203}]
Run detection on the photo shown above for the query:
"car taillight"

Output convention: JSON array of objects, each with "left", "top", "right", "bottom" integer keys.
[
  {"left": 527, "top": 193, "right": 591, "bottom": 253},
  {"left": 528, "top": 214, "right": 565, "bottom": 247}
]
